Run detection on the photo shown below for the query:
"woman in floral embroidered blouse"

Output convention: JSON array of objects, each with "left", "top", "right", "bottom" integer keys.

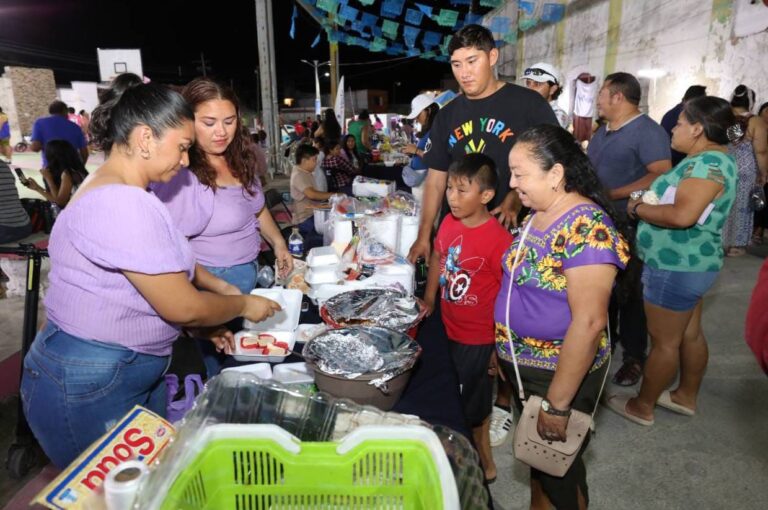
[{"left": 494, "top": 125, "right": 629, "bottom": 509}]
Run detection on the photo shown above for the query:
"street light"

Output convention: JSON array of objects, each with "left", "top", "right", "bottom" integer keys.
[{"left": 301, "top": 59, "right": 330, "bottom": 117}]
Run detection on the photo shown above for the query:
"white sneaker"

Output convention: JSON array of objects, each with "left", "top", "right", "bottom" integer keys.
[{"left": 489, "top": 406, "right": 513, "bottom": 447}]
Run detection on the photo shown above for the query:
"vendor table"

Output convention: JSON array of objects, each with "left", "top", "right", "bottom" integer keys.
[
  {"left": 222, "top": 297, "right": 470, "bottom": 439},
  {"left": 360, "top": 162, "right": 409, "bottom": 192}
]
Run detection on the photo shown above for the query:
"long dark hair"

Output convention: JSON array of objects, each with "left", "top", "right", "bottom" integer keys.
[
  {"left": 322, "top": 108, "right": 342, "bottom": 141},
  {"left": 516, "top": 124, "right": 633, "bottom": 293},
  {"left": 44, "top": 140, "right": 88, "bottom": 188},
  {"left": 90, "top": 73, "right": 193, "bottom": 153},
  {"left": 183, "top": 77, "right": 259, "bottom": 194},
  {"left": 418, "top": 102, "right": 439, "bottom": 138},
  {"left": 342, "top": 134, "right": 359, "bottom": 161}
]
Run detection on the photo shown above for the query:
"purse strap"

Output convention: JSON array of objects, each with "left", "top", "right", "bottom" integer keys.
[
  {"left": 503, "top": 217, "right": 534, "bottom": 404},
  {"left": 503, "top": 214, "right": 612, "bottom": 419}
]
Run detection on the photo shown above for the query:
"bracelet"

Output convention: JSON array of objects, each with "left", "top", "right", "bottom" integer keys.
[{"left": 631, "top": 201, "right": 643, "bottom": 219}]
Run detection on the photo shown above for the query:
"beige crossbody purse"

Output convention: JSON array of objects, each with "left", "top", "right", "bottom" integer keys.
[{"left": 504, "top": 217, "right": 610, "bottom": 477}]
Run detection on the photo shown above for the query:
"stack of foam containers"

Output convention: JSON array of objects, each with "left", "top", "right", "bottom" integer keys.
[{"left": 305, "top": 246, "right": 342, "bottom": 303}]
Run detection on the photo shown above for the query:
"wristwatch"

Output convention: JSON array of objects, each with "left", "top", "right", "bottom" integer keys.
[{"left": 541, "top": 399, "right": 571, "bottom": 417}]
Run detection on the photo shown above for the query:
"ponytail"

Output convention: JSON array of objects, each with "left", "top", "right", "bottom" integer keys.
[{"left": 90, "top": 73, "right": 193, "bottom": 153}]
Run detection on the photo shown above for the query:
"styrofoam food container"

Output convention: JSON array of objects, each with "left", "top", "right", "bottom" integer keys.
[
  {"left": 243, "top": 288, "right": 302, "bottom": 331},
  {"left": 305, "top": 268, "right": 341, "bottom": 286},
  {"left": 306, "top": 246, "right": 340, "bottom": 267},
  {"left": 233, "top": 330, "right": 296, "bottom": 363},
  {"left": 272, "top": 362, "right": 314, "bottom": 385},
  {"left": 222, "top": 362, "right": 273, "bottom": 379}
]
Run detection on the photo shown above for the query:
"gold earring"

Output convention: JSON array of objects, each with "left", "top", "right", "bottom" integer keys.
[{"left": 140, "top": 149, "right": 150, "bottom": 160}]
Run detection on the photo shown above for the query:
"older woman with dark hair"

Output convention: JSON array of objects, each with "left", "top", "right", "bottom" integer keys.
[
  {"left": 21, "top": 77, "right": 280, "bottom": 468},
  {"left": 495, "top": 124, "right": 629, "bottom": 509},
  {"left": 609, "top": 96, "right": 737, "bottom": 425}
]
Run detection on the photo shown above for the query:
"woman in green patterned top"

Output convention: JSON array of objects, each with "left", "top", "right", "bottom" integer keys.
[{"left": 607, "top": 96, "right": 738, "bottom": 426}]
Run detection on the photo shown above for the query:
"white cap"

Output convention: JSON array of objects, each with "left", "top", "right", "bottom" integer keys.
[
  {"left": 523, "top": 63, "right": 563, "bottom": 86},
  {"left": 406, "top": 93, "right": 437, "bottom": 119}
]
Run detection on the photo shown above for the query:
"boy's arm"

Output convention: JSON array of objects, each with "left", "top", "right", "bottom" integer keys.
[
  {"left": 423, "top": 248, "right": 441, "bottom": 316},
  {"left": 303, "top": 186, "right": 335, "bottom": 201}
]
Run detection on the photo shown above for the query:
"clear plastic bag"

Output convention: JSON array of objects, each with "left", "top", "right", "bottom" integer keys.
[{"left": 133, "top": 372, "right": 490, "bottom": 510}]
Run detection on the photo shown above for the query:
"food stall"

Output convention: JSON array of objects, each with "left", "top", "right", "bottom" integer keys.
[{"left": 32, "top": 185, "right": 492, "bottom": 510}]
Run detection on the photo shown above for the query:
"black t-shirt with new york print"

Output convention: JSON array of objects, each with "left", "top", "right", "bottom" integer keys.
[{"left": 423, "top": 83, "right": 558, "bottom": 210}]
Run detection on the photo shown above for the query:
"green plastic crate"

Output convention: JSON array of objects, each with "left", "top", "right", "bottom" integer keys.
[{"left": 157, "top": 424, "right": 459, "bottom": 510}]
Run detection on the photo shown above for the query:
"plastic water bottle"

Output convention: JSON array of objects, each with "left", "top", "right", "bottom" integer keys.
[
  {"left": 256, "top": 265, "right": 275, "bottom": 288},
  {"left": 288, "top": 227, "right": 304, "bottom": 259}
]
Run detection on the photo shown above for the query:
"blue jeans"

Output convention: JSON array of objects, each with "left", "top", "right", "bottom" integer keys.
[
  {"left": 199, "top": 260, "right": 258, "bottom": 377},
  {"left": 204, "top": 260, "right": 258, "bottom": 295},
  {"left": 21, "top": 321, "right": 169, "bottom": 468}
]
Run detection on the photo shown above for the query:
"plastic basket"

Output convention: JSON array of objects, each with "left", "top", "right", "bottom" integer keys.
[{"left": 158, "top": 424, "right": 459, "bottom": 510}]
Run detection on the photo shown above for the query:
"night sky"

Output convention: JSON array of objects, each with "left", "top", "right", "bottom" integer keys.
[{"left": 0, "top": 1, "right": 490, "bottom": 109}]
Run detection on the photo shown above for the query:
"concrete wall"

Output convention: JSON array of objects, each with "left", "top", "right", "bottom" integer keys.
[{"left": 515, "top": 0, "right": 768, "bottom": 121}]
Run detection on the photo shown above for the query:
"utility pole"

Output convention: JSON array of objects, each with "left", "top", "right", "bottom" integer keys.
[
  {"left": 193, "top": 52, "right": 212, "bottom": 76},
  {"left": 328, "top": 9, "right": 339, "bottom": 104},
  {"left": 301, "top": 59, "right": 328, "bottom": 117},
  {"left": 255, "top": 0, "right": 280, "bottom": 173}
]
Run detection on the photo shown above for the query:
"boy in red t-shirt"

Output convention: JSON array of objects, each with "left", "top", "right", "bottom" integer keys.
[{"left": 424, "top": 153, "right": 513, "bottom": 482}]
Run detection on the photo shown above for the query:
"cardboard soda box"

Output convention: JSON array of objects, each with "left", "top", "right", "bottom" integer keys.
[{"left": 34, "top": 405, "right": 175, "bottom": 510}]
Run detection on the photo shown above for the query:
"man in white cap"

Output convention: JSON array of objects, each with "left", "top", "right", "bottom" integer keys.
[
  {"left": 401, "top": 92, "right": 439, "bottom": 190},
  {"left": 523, "top": 62, "right": 569, "bottom": 129}
]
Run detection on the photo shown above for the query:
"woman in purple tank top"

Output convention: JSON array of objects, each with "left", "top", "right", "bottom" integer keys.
[{"left": 20, "top": 75, "right": 282, "bottom": 468}]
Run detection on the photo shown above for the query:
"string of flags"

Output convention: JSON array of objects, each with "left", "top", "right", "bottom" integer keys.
[{"left": 293, "top": 0, "right": 566, "bottom": 60}]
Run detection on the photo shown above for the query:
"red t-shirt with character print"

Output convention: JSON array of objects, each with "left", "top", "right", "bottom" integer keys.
[{"left": 435, "top": 214, "right": 513, "bottom": 344}]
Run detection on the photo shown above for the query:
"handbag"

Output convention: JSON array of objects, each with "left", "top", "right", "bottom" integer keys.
[
  {"left": 750, "top": 184, "right": 766, "bottom": 212},
  {"left": 503, "top": 215, "right": 610, "bottom": 477}
]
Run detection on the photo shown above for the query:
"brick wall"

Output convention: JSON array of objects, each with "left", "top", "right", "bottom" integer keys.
[{"left": 3, "top": 66, "right": 57, "bottom": 137}]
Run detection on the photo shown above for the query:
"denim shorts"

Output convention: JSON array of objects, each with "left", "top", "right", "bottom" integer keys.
[
  {"left": 641, "top": 265, "right": 719, "bottom": 312},
  {"left": 21, "top": 321, "right": 170, "bottom": 468}
]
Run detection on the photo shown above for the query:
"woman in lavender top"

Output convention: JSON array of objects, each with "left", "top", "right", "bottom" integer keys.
[
  {"left": 494, "top": 125, "right": 629, "bottom": 508},
  {"left": 153, "top": 78, "right": 293, "bottom": 375},
  {"left": 20, "top": 78, "right": 281, "bottom": 468}
]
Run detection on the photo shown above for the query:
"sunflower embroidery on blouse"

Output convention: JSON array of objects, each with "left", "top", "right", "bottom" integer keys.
[
  {"left": 586, "top": 222, "right": 614, "bottom": 250},
  {"left": 536, "top": 254, "right": 566, "bottom": 291},
  {"left": 568, "top": 214, "right": 592, "bottom": 245},
  {"left": 505, "top": 207, "right": 628, "bottom": 292}
]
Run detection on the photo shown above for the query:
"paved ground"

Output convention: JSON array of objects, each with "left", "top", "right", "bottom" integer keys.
[
  {"left": 488, "top": 253, "right": 768, "bottom": 510},
  {"left": 1, "top": 150, "right": 766, "bottom": 508}
]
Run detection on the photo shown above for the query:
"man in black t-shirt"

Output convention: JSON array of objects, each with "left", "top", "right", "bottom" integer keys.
[{"left": 408, "top": 24, "right": 557, "bottom": 263}]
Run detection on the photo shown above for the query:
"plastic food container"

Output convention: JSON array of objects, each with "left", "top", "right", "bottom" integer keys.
[
  {"left": 306, "top": 246, "right": 340, "bottom": 267},
  {"left": 232, "top": 330, "right": 296, "bottom": 363},
  {"left": 221, "top": 362, "right": 273, "bottom": 379},
  {"left": 235, "top": 288, "right": 303, "bottom": 362},
  {"left": 296, "top": 323, "right": 326, "bottom": 343},
  {"left": 272, "top": 362, "right": 314, "bottom": 385},
  {"left": 310, "top": 364, "right": 412, "bottom": 411}
]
